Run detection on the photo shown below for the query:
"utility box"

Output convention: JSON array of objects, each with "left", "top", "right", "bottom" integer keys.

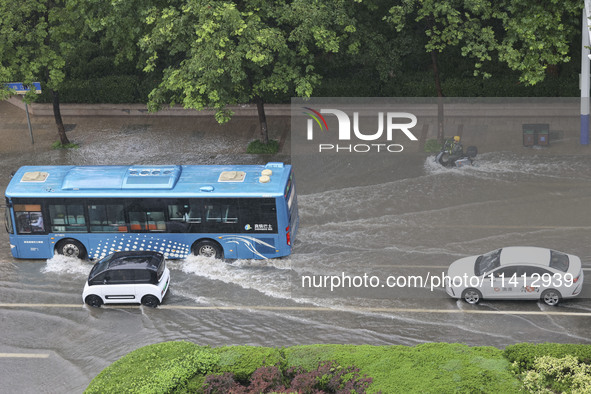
[
  {"left": 523, "top": 129, "right": 535, "bottom": 147},
  {"left": 523, "top": 124, "right": 550, "bottom": 147}
]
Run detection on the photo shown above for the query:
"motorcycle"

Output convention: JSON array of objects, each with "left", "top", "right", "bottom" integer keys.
[{"left": 435, "top": 138, "right": 478, "bottom": 168}]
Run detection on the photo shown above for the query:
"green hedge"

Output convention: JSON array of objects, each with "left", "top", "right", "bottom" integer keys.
[
  {"left": 504, "top": 343, "right": 591, "bottom": 374},
  {"left": 36, "top": 75, "right": 159, "bottom": 104},
  {"left": 87, "top": 342, "right": 525, "bottom": 393},
  {"left": 283, "top": 343, "right": 520, "bottom": 393},
  {"left": 212, "top": 345, "right": 284, "bottom": 381},
  {"left": 85, "top": 342, "right": 219, "bottom": 394},
  {"left": 86, "top": 342, "right": 591, "bottom": 393},
  {"left": 32, "top": 70, "right": 577, "bottom": 106}
]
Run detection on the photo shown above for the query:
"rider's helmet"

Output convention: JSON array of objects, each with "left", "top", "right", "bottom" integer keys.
[{"left": 453, "top": 136, "right": 461, "bottom": 142}]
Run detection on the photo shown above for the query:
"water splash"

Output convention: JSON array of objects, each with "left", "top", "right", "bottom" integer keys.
[{"left": 42, "top": 255, "right": 93, "bottom": 276}]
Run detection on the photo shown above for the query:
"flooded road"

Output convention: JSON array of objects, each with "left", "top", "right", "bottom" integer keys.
[{"left": 1, "top": 104, "right": 591, "bottom": 393}]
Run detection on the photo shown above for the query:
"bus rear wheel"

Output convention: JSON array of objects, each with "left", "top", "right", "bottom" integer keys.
[
  {"left": 193, "top": 240, "right": 223, "bottom": 259},
  {"left": 56, "top": 239, "right": 87, "bottom": 259}
]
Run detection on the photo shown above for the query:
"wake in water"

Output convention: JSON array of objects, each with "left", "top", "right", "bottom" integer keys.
[
  {"left": 424, "top": 151, "right": 591, "bottom": 181},
  {"left": 170, "top": 255, "right": 293, "bottom": 300}
]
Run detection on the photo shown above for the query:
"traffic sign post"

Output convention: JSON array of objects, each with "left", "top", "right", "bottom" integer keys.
[{"left": 3, "top": 82, "right": 42, "bottom": 144}]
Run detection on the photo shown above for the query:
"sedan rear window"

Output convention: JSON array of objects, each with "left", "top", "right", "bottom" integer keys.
[
  {"left": 549, "top": 251, "right": 569, "bottom": 272},
  {"left": 475, "top": 248, "right": 502, "bottom": 276}
]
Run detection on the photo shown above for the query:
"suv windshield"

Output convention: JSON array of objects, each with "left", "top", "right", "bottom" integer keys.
[
  {"left": 549, "top": 250, "right": 569, "bottom": 272},
  {"left": 88, "top": 254, "right": 114, "bottom": 281},
  {"left": 475, "top": 248, "right": 502, "bottom": 276}
]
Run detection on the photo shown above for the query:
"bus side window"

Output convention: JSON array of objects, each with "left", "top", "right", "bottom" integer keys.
[
  {"left": 88, "top": 204, "right": 126, "bottom": 232},
  {"left": 168, "top": 205, "right": 184, "bottom": 221},
  {"left": 186, "top": 203, "right": 202, "bottom": 223},
  {"left": 205, "top": 204, "right": 221, "bottom": 223},
  {"left": 147, "top": 211, "right": 165, "bottom": 231},
  {"left": 222, "top": 205, "right": 238, "bottom": 223},
  {"left": 129, "top": 211, "right": 146, "bottom": 231},
  {"left": 48, "top": 203, "right": 87, "bottom": 232},
  {"left": 14, "top": 204, "right": 44, "bottom": 234}
]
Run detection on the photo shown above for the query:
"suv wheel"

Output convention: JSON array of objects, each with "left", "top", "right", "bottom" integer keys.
[
  {"left": 141, "top": 295, "right": 160, "bottom": 308},
  {"left": 85, "top": 295, "right": 103, "bottom": 308}
]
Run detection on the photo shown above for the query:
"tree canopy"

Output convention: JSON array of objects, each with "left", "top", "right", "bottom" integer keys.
[
  {"left": 0, "top": 0, "right": 584, "bottom": 145},
  {"left": 140, "top": 0, "right": 358, "bottom": 142},
  {"left": 0, "top": 0, "right": 91, "bottom": 144}
]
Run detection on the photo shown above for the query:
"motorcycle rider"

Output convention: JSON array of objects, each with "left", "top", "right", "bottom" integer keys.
[
  {"left": 449, "top": 135, "right": 463, "bottom": 160},
  {"left": 437, "top": 135, "right": 477, "bottom": 167}
]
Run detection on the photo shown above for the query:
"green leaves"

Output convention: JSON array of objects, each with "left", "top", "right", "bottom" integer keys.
[
  {"left": 141, "top": 0, "right": 356, "bottom": 125},
  {"left": 493, "top": 0, "right": 579, "bottom": 85},
  {"left": 0, "top": 0, "right": 85, "bottom": 92},
  {"left": 385, "top": 0, "right": 580, "bottom": 86}
]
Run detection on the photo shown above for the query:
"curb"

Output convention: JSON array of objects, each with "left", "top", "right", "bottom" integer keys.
[
  {"left": 6, "top": 96, "right": 581, "bottom": 119},
  {"left": 5, "top": 96, "right": 292, "bottom": 117}
]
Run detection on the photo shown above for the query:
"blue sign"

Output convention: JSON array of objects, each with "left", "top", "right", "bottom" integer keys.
[{"left": 3, "top": 82, "right": 42, "bottom": 94}]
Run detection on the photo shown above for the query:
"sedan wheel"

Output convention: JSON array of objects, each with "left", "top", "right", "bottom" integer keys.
[
  {"left": 462, "top": 288, "right": 482, "bottom": 305},
  {"left": 141, "top": 295, "right": 160, "bottom": 308},
  {"left": 541, "top": 289, "right": 561, "bottom": 306}
]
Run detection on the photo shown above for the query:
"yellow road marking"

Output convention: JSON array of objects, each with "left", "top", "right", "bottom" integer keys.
[
  {"left": 431, "top": 224, "right": 591, "bottom": 230},
  {"left": 0, "top": 303, "right": 589, "bottom": 316},
  {"left": 0, "top": 353, "right": 49, "bottom": 359}
]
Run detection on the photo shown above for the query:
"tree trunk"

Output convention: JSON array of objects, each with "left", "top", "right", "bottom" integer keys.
[
  {"left": 51, "top": 89, "right": 70, "bottom": 145},
  {"left": 431, "top": 50, "right": 445, "bottom": 145},
  {"left": 255, "top": 97, "right": 269, "bottom": 144}
]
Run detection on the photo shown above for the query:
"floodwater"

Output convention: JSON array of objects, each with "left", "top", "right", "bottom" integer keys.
[{"left": 1, "top": 115, "right": 590, "bottom": 393}]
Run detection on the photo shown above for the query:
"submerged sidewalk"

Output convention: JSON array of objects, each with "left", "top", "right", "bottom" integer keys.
[
  {"left": 0, "top": 99, "right": 292, "bottom": 160},
  {"left": 2, "top": 97, "right": 590, "bottom": 159}
]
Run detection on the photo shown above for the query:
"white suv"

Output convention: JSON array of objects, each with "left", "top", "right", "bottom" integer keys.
[{"left": 83, "top": 251, "right": 170, "bottom": 308}]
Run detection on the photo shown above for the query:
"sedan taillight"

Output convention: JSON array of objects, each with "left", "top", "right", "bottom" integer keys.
[{"left": 573, "top": 271, "right": 581, "bottom": 283}]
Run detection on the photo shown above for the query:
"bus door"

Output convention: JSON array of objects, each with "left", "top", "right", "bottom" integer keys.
[
  {"left": 11, "top": 203, "right": 50, "bottom": 258},
  {"left": 238, "top": 199, "right": 280, "bottom": 259}
]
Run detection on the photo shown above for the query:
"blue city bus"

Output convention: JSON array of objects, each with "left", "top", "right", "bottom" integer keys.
[{"left": 4, "top": 163, "right": 298, "bottom": 260}]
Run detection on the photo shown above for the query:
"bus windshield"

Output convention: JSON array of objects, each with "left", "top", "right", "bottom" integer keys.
[{"left": 4, "top": 204, "right": 12, "bottom": 234}]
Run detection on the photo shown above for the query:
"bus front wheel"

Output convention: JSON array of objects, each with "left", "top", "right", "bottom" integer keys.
[
  {"left": 56, "top": 239, "right": 87, "bottom": 259},
  {"left": 193, "top": 240, "right": 223, "bottom": 259}
]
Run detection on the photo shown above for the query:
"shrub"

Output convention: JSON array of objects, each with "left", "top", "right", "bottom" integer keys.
[
  {"left": 246, "top": 139, "right": 279, "bottom": 154},
  {"left": 424, "top": 138, "right": 441, "bottom": 153},
  {"left": 202, "top": 360, "right": 374, "bottom": 393},
  {"left": 521, "top": 355, "right": 591, "bottom": 394},
  {"left": 52, "top": 141, "right": 79, "bottom": 150},
  {"left": 286, "top": 361, "right": 373, "bottom": 393},
  {"left": 213, "top": 346, "right": 284, "bottom": 381},
  {"left": 202, "top": 372, "right": 245, "bottom": 394},
  {"left": 504, "top": 343, "right": 591, "bottom": 374}
]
